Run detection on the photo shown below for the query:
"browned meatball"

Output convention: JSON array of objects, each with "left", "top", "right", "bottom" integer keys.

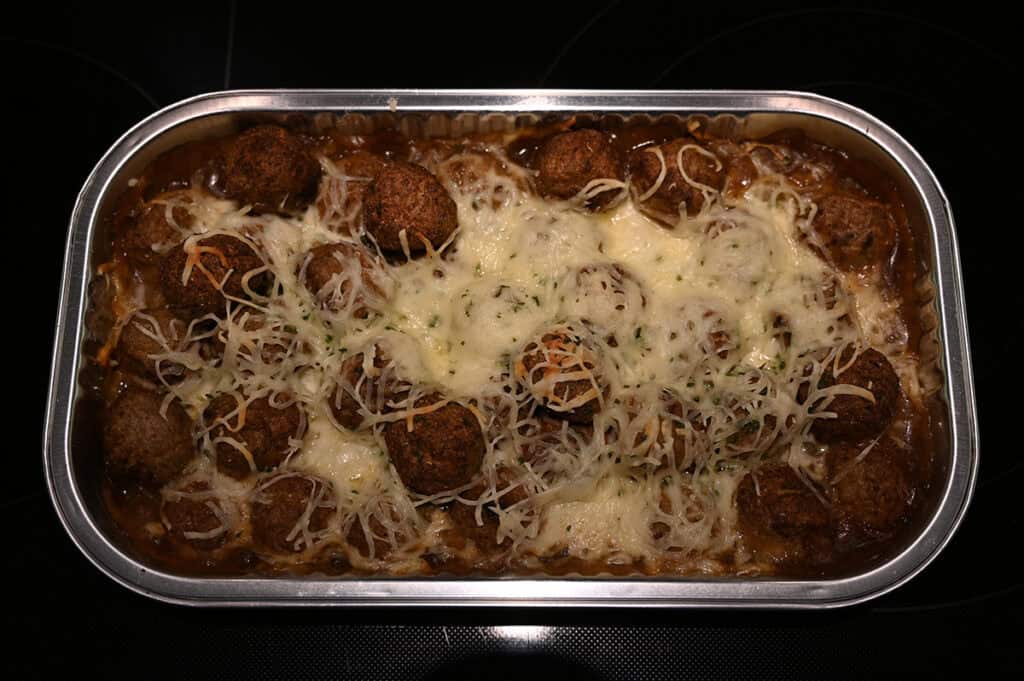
[
  {"left": 665, "top": 397, "right": 706, "bottom": 460},
  {"left": 514, "top": 330, "right": 604, "bottom": 423},
  {"left": 299, "top": 241, "right": 385, "bottom": 315},
  {"left": 810, "top": 193, "right": 897, "bottom": 271},
  {"left": 517, "top": 415, "right": 575, "bottom": 465},
  {"left": 446, "top": 502, "right": 504, "bottom": 552},
  {"left": 651, "top": 478, "right": 706, "bottom": 541},
  {"left": 222, "top": 125, "right": 321, "bottom": 214},
  {"left": 437, "top": 150, "right": 532, "bottom": 209},
  {"left": 330, "top": 348, "right": 398, "bottom": 430},
  {"left": 827, "top": 439, "right": 913, "bottom": 536},
  {"left": 536, "top": 129, "right": 625, "bottom": 210},
  {"left": 363, "top": 162, "right": 458, "bottom": 253},
  {"left": 622, "top": 392, "right": 703, "bottom": 465},
  {"left": 331, "top": 353, "right": 373, "bottom": 431},
  {"left": 443, "top": 470, "right": 528, "bottom": 553},
  {"left": 337, "top": 150, "right": 387, "bottom": 180},
  {"left": 630, "top": 138, "right": 725, "bottom": 220},
  {"left": 209, "top": 310, "right": 294, "bottom": 365},
  {"left": 722, "top": 154, "right": 758, "bottom": 198},
  {"left": 251, "top": 474, "right": 336, "bottom": 553},
  {"left": 346, "top": 516, "right": 383, "bottom": 559},
  {"left": 316, "top": 151, "right": 386, "bottom": 234},
  {"left": 345, "top": 504, "right": 414, "bottom": 560},
  {"left": 736, "top": 464, "right": 832, "bottom": 565},
  {"left": 809, "top": 348, "right": 900, "bottom": 444},
  {"left": 161, "top": 481, "right": 230, "bottom": 551},
  {"left": 159, "top": 234, "right": 268, "bottom": 318},
  {"left": 383, "top": 394, "right": 486, "bottom": 495},
  {"left": 204, "top": 393, "right": 303, "bottom": 479},
  {"left": 117, "top": 191, "right": 195, "bottom": 265},
  {"left": 724, "top": 413, "right": 779, "bottom": 454},
  {"left": 467, "top": 468, "right": 530, "bottom": 509},
  {"left": 492, "top": 466, "right": 530, "bottom": 508},
  {"left": 104, "top": 388, "right": 196, "bottom": 486},
  {"left": 117, "top": 309, "right": 188, "bottom": 381}
]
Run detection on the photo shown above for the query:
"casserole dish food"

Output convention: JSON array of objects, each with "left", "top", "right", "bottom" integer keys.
[{"left": 45, "top": 90, "right": 977, "bottom": 607}]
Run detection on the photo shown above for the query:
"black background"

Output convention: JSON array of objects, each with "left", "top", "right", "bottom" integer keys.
[{"left": 5, "top": 2, "right": 1021, "bottom": 679}]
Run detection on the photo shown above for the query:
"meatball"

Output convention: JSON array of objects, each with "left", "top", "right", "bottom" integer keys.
[
  {"left": 251, "top": 474, "right": 336, "bottom": 553},
  {"left": 664, "top": 397, "right": 705, "bottom": 463},
  {"left": 810, "top": 193, "right": 897, "bottom": 271},
  {"left": 437, "top": 149, "right": 532, "bottom": 209},
  {"left": 204, "top": 393, "right": 303, "bottom": 479},
  {"left": 724, "top": 413, "right": 779, "bottom": 454},
  {"left": 444, "top": 470, "right": 527, "bottom": 552},
  {"left": 535, "top": 129, "right": 625, "bottom": 210},
  {"left": 363, "top": 162, "right": 458, "bottom": 253},
  {"left": 330, "top": 347, "right": 397, "bottom": 430},
  {"left": 809, "top": 348, "right": 900, "bottom": 444},
  {"left": 722, "top": 154, "right": 758, "bottom": 199},
  {"left": 651, "top": 477, "right": 707, "bottom": 541},
  {"left": 516, "top": 415, "right": 586, "bottom": 466},
  {"left": 629, "top": 138, "right": 725, "bottom": 220},
  {"left": 104, "top": 388, "right": 196, "bottom": 486},
  {"left": 345, "top": 504, "right": 413, "bottom": 560},
  {"left": 571, "top": 263, "right": 647, "bottom": 341},
  {"left": 736, "top": 464, "right": 832, "bottom": 564},
  {"left": 299, "top": 241, "right": 386, "bottom": 315},
  {"left": 383, "top": 394, "right": 486, "bottom": 495},
  {"left": 209, "top": 310, "right": 294, "bottom": 365},
  {"left": 116, "top": 309, "right": 189, "bottom": 381},
  {"left": 515, "top": 329, "right": 604, "bottom": 424},
  {"left": 316, "top": 151, "right": 386, "bottom": 234},
  {"left": 222, "top": 125, "right": 321, "bottom": 214},
  {"left": 827, "top": 439, "right": 913, "bottom": 535},
  {"left": 469, "top": 467, "right": 530, "bottom": 509},
  {"left": 159, "top": 234, "right": 268, "bottom": 318},
  {"left": 667, "top": 300, "right": 735, "bottom": 363},
  {"left": 621, "top": 392, "right": 703, "bottom": 467},
  {"left": 117, "top": 191, "right": 195, "bottom": 265},
  {"left": 162, "top": 482, "right": 230, "bottom": 551},
  {"left": 446, "top": 502, "right": 504, "bottom": 552}
]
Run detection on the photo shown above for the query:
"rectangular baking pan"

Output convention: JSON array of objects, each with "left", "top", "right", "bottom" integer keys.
[{"left": 44, "top": 90, "right": 978, "bottom": 608}]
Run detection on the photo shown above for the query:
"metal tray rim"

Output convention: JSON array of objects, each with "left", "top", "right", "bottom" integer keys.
[{"left": 44, "top": 89, "right": 979, "bottom": 608}]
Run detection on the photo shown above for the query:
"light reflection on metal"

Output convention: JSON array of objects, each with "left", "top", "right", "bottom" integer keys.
[{"left": 487, "top": 625, "right": 553, "bottom": 646}]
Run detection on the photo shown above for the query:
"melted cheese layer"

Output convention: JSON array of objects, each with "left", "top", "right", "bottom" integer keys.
[{"left": 149, "top": 150, "right": 913, "bottom": 573}]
